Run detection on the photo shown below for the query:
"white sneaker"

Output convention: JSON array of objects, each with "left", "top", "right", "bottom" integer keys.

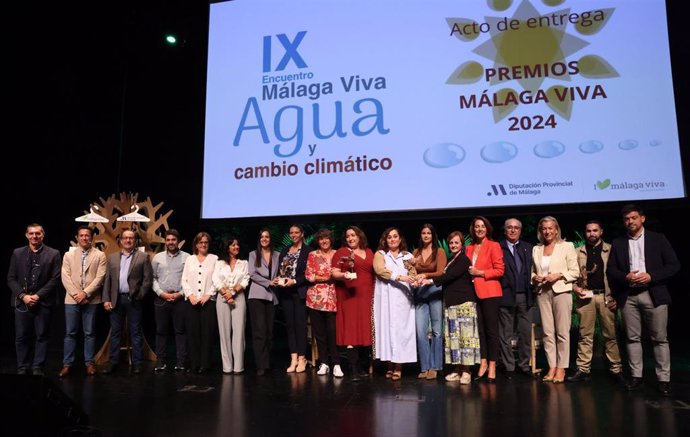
[
  {"left": 332, "top": 364, "right": 344, "bottom": 378},
  {"left": 317, "top": 363, "right": 330, "bottom": 375}
]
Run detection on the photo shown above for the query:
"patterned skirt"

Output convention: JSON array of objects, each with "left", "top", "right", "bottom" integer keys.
[{"left": 444, "top": 302, "right": 481, "bottom": 366}]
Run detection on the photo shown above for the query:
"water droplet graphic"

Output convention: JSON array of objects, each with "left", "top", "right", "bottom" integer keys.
[
  {"left": 618, "top": 139, "right": 638, "bottom": 150},
  {"left": 534, "top": 140, "right": 565, "bottom": 158},
  {"left": 480, "top": 141, "right": 518, "bottom": 163},
  {"left": 579, "top": 140, "right": 603, "bottom": 154},
  {"left": 423, "top": 143, "right": 466, "bottom": 168},
  {"left": 649, "top": 139, "right": 662, "bottom": 147}
]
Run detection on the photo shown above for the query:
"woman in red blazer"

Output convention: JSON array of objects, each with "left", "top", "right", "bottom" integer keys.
[{"left": 465, "top": 216, "right": 505, "bottom": 382}]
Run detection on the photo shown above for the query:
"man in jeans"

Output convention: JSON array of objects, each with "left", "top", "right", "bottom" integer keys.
[
  {"left": 59, "top": 226, "right": 107, "bottom": 377},
  {"left": 7, "top": 223, "right": 61, "bottom": 375}
]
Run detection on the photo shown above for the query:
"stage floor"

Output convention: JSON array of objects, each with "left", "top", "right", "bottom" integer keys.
[{"left": 1, "top": 350, "right": 689, "bottom": 437}]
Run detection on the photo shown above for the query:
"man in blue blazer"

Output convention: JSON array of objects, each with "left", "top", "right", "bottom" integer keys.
[
  {"left": 102, "top": 228, "right": 153, "bottom": 374},
  {"left": 607, "top": 204, "right": 680, "bottom": 396},
  {"left": 7, "top": 223, "right": 61, "bottom": 375},
  {"left": 498, "top": 218, "right": 534, "bottom": 377}
]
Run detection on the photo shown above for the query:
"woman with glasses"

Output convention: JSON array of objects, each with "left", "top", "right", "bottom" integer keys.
[{"left": 181, "top": 232, "right": 218, "bottom": 374}]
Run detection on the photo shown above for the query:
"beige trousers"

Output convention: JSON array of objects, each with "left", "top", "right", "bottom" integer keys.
[
  {"left": 575, "top": 293, "right": 622, "bottom": 373},
  {"left": 537, "top": 289, "right": 572, "bottom": 369}
]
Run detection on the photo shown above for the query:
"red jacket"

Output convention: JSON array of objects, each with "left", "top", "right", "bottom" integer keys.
[{"left": 465, "top": 240, "right": 504, "bottom": 299}]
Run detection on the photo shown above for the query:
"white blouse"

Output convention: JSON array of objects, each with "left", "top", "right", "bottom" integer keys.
[
  {"left": 212, "top": 259, "right": 250, "bottom": 294},
  {"left": 181, "top": 254, "right": 219, "bottom": 300}
]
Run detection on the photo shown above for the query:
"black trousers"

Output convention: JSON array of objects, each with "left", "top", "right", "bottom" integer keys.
[
  {"left": 476, "top": 297, "right": 501, "bottom": 361},
  {"left": 184, "top": 300, "right": 216, "bottom": 370},
  {"left": 309, "top": 308, "right": 340, "bottom": 365},
  {"left": 248, "top": 298, "right": 275, "bottom": 371},
  {"left": 154, "top": 297, "right": 187, "bottom": 366},
  {"left": 279, "top": 291, "right": 307, "bottom": 356}
]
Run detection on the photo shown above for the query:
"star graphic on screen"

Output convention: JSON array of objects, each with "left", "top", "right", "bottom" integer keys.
[{"left": 446, "top": 0, "right": 618, "bottom": 122}]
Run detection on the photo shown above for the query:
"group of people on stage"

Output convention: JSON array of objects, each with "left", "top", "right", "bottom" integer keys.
[{"left": 6, "top": 204, "right": 679, "bottom": 395}]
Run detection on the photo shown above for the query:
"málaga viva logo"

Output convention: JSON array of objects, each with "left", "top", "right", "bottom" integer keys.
[{"left": 595, "top": 179, "right": 666, "bottom": 191}]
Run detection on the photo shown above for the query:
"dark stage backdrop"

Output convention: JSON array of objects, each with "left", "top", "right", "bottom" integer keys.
[{"left": 2, "top": 1, "right": 689, "bottom": 352}]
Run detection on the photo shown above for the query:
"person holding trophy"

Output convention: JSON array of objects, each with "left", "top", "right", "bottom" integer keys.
[
  {"left": 372, "top": 227, "right": 417, "bottom": 380},
  {"left": 331, "top": 226, "right": 375, "bottom": 380},
  {"left": 274, "top": 225, "right": 312, "bottom": 373}
]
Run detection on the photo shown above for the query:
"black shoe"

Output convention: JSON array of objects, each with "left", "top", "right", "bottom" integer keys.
[
  {"left": 132, "top": 364, "right": 143, "bottom": 374},
  {"left": 102, "top": 364, "right": 117, "bottom": 374},
  {"left": 567, "top": 369, "right": 590, "bottom": 382},
  {"left": 32, "top": 368, "right": 44, "bottom": 376},
  {"left": 658, "top": 382, "right": 671, "bottom": 396},
  {"left": 174, "top": 365, "right": 186, "bottom": 372},
  {"left": 17, "top": 368, "right": 27, "bottom": 376},
  {"left": 473, "top": 373, "right": 487, "bottom": 382},
  {"left": 504, "top": 371, "right": 514, "bottom": 380},
  {"left": 516, "top": 368, "right": 533, "bottom": 377},
  {"left": 197, "top": 367, "right": 208, "bottom": 374},
  {"left": 257, "top": 369, "right": 266, "bottom": 376},
  {"left": 626, "top": 377, "right": 644, "bottom": 391},
  {"left": 154, "top": 363, "right": 167, "bottom": 372},
  {"left": 611, "top": 371, "right": 627, "bottom": 385}
]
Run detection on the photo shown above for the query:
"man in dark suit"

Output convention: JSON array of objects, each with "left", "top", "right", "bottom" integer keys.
[
  {"left": 607, "top": 204, "right": 680, "bottom": 396},
  {"left": 498, "top": 218, "right": 534, "bottom": 377},
  {"left": 102, "top": 228, "right": 153, "bottom": 374},
  {"left": 7, "top": 223, "right": 61, "bottom": 375}
]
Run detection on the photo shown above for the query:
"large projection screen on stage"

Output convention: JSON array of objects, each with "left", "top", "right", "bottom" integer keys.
[{"left": 202, "top": 0, "right": 684, "bottom": 219}]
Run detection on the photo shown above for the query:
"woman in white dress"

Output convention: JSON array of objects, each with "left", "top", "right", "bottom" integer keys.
[
  {"left": 372, "top": 227, "right": 417, "bottom": 380},
  {"left": 213, "top": 236, "right": 250, "bottom": 374}
]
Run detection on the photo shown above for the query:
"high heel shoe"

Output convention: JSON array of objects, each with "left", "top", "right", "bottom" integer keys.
[
  {"left": 473, "top": 371, "right": 488, "bottom": 382},
  {"left": 474, "top": 364, "right": 488, "bottom": 381}
]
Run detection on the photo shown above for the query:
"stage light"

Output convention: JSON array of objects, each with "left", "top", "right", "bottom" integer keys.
[{"left": 165, "top": 34, "right": 177, "bottom": 45}]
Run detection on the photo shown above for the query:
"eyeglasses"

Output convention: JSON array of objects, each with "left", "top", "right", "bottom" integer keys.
[{"left": 505, "top": 226, "right": 521, "bottom": 230}]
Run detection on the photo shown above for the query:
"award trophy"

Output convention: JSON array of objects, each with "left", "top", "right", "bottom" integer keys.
[
  {"left": 277, "top": 257, "right": 291, "bottom": 287},
  {"left": 339, "top": 250, "right": 357, "bottom": 280},
  {"left": 577, "top": 264, "right": 596, "bottom": 299}
]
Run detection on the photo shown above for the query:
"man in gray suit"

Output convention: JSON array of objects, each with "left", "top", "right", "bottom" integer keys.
[{"left": 102, "top": 228, "right": 152, "bottom": 374}]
